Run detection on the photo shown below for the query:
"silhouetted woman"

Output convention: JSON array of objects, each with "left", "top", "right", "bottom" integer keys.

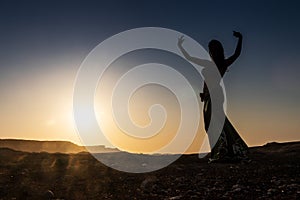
[{"left": 178, "top": 31, "right": 248, "bottom": 162}]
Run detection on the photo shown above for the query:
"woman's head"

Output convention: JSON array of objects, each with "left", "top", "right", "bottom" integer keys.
[{"left": 208, "top": 40, "right": 224, "bottom": 63}]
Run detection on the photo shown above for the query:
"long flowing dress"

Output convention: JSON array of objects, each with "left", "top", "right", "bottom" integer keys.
[{"left": 201, "top": 73, "right": 248, "bottom": 163}]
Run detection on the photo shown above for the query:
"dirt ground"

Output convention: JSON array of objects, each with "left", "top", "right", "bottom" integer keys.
[{"left": 0, "top": 141, "right": 299, "bottom": 199}]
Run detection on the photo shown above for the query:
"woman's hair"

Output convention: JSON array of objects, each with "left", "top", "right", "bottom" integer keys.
[{"left": 208, "top": 40, "right": 225, "bottom": 64}]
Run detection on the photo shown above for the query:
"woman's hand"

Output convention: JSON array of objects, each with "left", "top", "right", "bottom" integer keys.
[
  {"left": 177, "top": 35, "right": 185, "bottom": 47},
  {"left": 233, "top": 31, "right": 242, "bottom": 39}
]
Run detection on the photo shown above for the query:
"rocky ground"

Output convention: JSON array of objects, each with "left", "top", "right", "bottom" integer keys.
[{"left": 0, "top": 141, "right": 299, "bottom": 199}]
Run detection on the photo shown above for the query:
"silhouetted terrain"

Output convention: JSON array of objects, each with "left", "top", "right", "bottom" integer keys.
[
  {"left": 0, "top": 139, "right": 119, "bottom": 154},
  {"left": 0, "top": 141, "right": 299, "bottom": 199}
]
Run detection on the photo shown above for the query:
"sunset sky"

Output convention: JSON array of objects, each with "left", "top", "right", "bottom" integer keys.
[{"left": 0, "top": 0, "right": 299, "bottom": 153}]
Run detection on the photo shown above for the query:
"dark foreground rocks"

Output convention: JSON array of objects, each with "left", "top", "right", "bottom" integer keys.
[{"left": 0, "top": 142, "right": 299, "bottom": 199}]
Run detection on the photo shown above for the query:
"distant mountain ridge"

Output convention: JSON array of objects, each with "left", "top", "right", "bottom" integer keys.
[{"left": 0, "top": 139, "right": 119, "bottom": 154}]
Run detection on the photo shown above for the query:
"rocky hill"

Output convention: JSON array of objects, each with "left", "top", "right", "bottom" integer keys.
[
  {"left": 0, "top": 139, "right": 119, "bottom": 154},
  {"left": 0, "top": 141, "right": 299, "bottom": 199}
]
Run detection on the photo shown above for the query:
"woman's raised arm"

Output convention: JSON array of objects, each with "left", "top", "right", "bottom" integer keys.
[
  {"left": 225, "top": 31, "right": 243, "bottom": 67},
  {"left": 177, "top": 36, "right": 211, "bottom": 67}
]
